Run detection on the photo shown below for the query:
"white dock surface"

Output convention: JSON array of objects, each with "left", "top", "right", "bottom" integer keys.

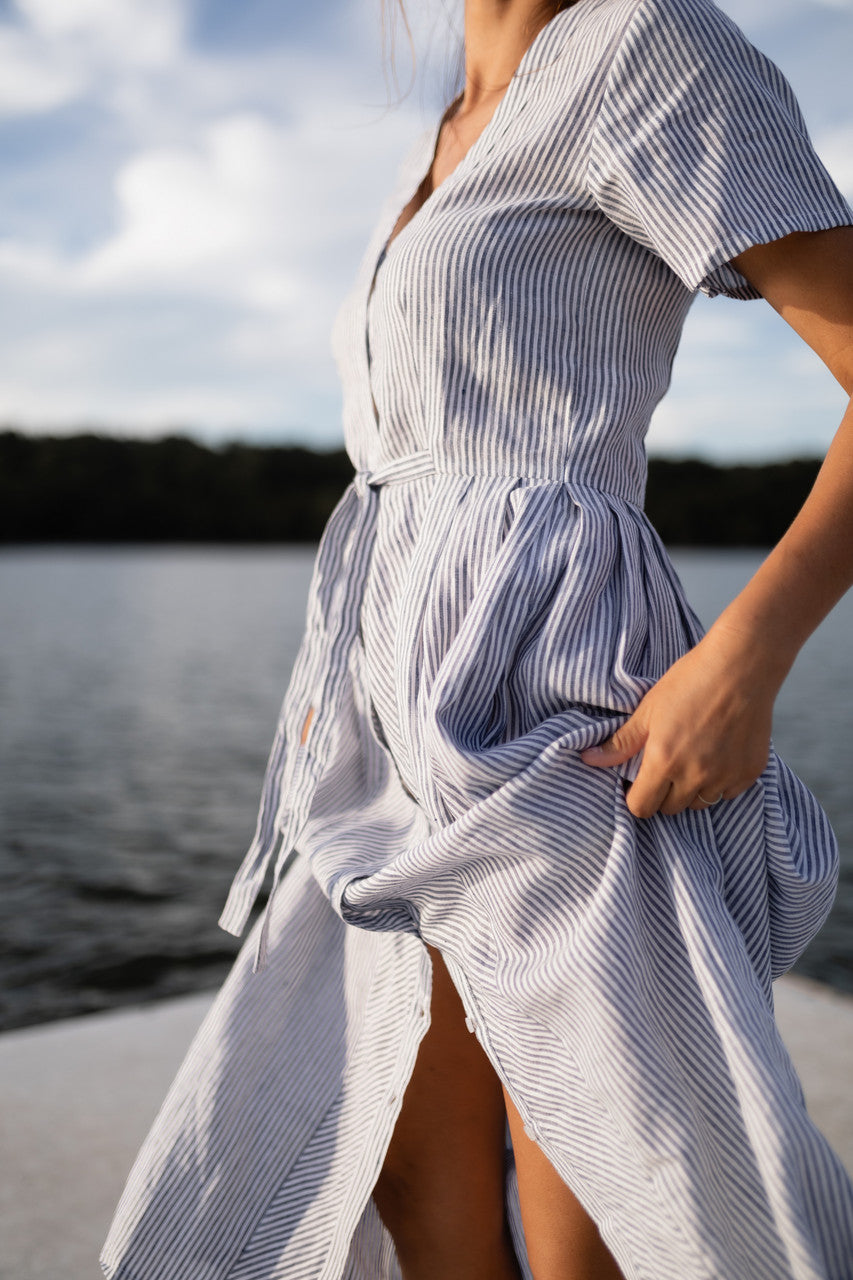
[{"left": 0, "top": 974, "right": 851, "bottom": 1280}]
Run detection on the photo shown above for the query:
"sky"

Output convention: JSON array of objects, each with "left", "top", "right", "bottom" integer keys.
[{"left": 0, "top": 0, "right": 851, "bottom": 462}]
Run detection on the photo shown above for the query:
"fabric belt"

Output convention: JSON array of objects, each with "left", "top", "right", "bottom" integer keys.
[
  {"left": 218, "top": 450, "right": 438, "bottom": 968},
  {"left": 363, "top": 450, "right": 436, "bottom": 487}
]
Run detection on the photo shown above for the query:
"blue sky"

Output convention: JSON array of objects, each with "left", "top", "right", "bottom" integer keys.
[{"left": 0, "top": 0, "right": 850, "bottom": 460}]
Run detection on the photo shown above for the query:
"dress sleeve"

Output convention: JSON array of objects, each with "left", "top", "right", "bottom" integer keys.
[{"left": 586, "top": 0, "right": 853, "bottom": 299}]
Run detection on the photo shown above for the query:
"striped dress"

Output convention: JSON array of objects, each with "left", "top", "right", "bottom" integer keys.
[{"left": 101, "top": 0, "right": 853, "bottom": 1277}]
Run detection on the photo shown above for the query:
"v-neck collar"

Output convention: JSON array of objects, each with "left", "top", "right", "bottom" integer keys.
[{"left": 373, "top": 2, "right": 585, "bottom": 268}]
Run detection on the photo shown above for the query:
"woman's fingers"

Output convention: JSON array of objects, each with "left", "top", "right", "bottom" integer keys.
[
  {"left": 660, "top": 782, "right": 721, "bottom": 816},
  {"left": 688, "top": 793, "right": 720, "bottom": 812},
  {"left": 581, "top": 715, "right": 648, "bottom": 769},
  {"left": 624, "top": 773, "right": 673, "bottom": 819},
  {"left": 627, "top": 774, "right": 728, "bottom": 818},
  {"left": 581, "top": 625, "right": 775, "bottom": 820}
]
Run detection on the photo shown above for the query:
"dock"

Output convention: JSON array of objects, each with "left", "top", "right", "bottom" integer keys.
[{"left": 1, "top": 974, "right": 851, "bottom": 1280}]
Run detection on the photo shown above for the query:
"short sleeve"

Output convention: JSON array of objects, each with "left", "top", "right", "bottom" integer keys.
[{"left": 586, "top": 0, "right": 853, "bottom": 299}]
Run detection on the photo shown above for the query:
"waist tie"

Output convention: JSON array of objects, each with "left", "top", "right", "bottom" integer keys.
[{"left": 218, "top": 450, "right": 437, "bottom": 969}]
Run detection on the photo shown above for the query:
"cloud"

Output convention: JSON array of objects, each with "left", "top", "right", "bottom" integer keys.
[
  {"left": 0, "top": 91, "right": 422, "bottom": 346},
  {"left": 0, "top": 26, "right": 83, "bottom": 115},
  {"left": 727, "top": 0, "right": 853, "bottom": 29},
  {"left": 0, "top": 6, "right": 425, "bottom": 440},
  {"left": 0, "top": 0, "right": 184, "bottom": 118},
  {"left": 0, "top": 0, "right": 185, "bottom": 120},
  {"left": 0, "top": 42, "right": 425, "bottom": 306},
  {"left": 13, "top": 0, "right": 183, "bottom": 68},
  {"left": 647, "top": 296, "right": 848, "bottom": 461},
  {"left": 78, "top": 115, "right": 291, "bottom": 295},
  {"left": 815, "top": 123, "right": 853, "bottom": 199}
]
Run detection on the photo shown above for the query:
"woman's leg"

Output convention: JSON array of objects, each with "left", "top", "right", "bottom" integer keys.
[
  {"left": 374, "top": 945, "right": 625, "bottom": 1280},
  {"left": 373, "top": 944, "right": 522, "bottom": 1280},
  {"left": 503, "top": 1090, "right": 625, "bottom": 1280}
]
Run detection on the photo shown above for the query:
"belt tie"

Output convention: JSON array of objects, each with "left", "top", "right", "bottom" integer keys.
[{"left": 218, "top": 451, "right": 437, "bottom": 969}]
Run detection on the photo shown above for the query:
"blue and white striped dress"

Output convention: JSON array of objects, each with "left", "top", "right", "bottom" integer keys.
[{"left": 101, "top": 0, "right": 853, "bottom": 1276}]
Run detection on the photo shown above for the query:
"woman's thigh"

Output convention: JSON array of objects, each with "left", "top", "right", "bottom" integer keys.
[
  {"left": 373, "top": 944, "right": 625, "bottom": 1280},
  {"left": 373, "top": 943, "right": 520, "bottom": 1280},
  {"left": 502, "top": 1089, "right": 625, "bottom": 1280}
]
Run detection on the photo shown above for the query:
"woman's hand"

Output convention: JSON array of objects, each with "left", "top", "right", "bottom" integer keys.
[
  {"left": 581, "top": 621, "right": 780, "bottom": 818},
  {"left": 584, "top": 224, "right": 853, "bottom": 819}
]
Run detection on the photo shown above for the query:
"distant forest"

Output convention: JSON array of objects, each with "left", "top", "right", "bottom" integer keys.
[{"left": 0, "top": 430, "right": 822, "bottom": 547}]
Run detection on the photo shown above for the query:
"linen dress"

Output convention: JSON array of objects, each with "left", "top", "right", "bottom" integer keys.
[{"left": 101, "top": 0, "right": 853, "bottom": 1277}]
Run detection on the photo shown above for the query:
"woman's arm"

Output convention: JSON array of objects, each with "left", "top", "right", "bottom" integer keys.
[{"left": 582, "top": 225, "right": 853, "bottom": 819}]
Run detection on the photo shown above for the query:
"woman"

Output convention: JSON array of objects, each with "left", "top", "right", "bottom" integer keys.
[{"left": 102, "top": 0, "right": 853, "bottom": 1277}]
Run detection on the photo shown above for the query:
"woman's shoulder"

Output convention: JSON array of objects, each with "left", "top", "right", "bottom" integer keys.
[
  {"left": 588, "top": 0, "right": 799, "bottom": 119},
  {"left": 549, "top": 0, "right": 771, "bottom": 118},
  {"left": 601, "top": 0, "right": 772, "bottom": 69},
  {"left": 604, "top": 0, "right": 751, "bottom": 38},
  {"left": 584, "top": 0, "right": 850, "bottom": 299}
]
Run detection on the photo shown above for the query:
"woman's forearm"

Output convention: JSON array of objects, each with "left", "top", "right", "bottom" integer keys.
[{"left": 706, "top": 391, "right": 853, "bottom": 690}]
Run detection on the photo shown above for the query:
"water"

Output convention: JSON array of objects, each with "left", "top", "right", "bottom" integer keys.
[
  {"left": 1, "top": 546, "right": 852, "bottom": 1032},
  {"left": 0, "top": 547, "right": 316, "bottom": 1031}
]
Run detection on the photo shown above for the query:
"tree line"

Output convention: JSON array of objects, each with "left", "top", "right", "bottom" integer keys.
[{"left": 0, "top": 430, "right": 822, "bottom": 547}]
